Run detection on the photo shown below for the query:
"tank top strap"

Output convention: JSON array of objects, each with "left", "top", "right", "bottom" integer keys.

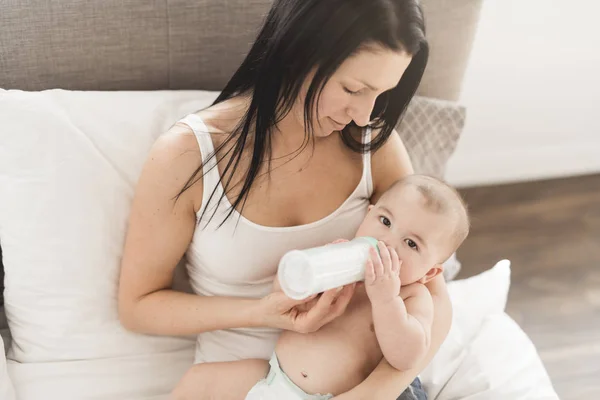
[
  {"left": 363, "top": 127, "right": 374, "bottom": 198},
  {"left": 177, "top": 114, "right": 224, "bottom": 216}
]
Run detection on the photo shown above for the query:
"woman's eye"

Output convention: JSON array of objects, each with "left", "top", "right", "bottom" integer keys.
[
  {"left": 405, "top": 239, "right": 419, "bottom": 251},
  {"left": 343, "top": 87, "right": 358, "bottom": 95},
  {"left": 379, "top": 216, "right": 391, "bottom": 227}
]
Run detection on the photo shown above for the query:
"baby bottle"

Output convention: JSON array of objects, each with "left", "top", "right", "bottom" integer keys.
[{"left": 277, "top": 236, "right": 379, "bottom": 300}]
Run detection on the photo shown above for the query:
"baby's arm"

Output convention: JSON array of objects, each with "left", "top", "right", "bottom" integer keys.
[
  {"left": 371, "top": 282, "right": 434, "bottom": 371},
  {"left": 365, "top": 243, "right": 434, "bottom": 371}
]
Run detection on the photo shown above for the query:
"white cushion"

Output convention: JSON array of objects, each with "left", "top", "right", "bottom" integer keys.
[
  {"left": 0, "top": 89, "right": 221, "bottom": 398},
  {"left": 447, "top": 259, "right": 512, "bottom": 340},
  {"left": 421, "top": 260, "right": 512, "bottom": 398},
  {"left": 0, "top": 335, "right": 16, "bottom": 400},
  {"left": 445, "top": 313, "right": 559, "bottom": 400},
  {"left": 422, "top": 260, "right": 558, "bottom": 399},
  {"left": 0, "top": 308, "right": 9, "bottom": 352},
  {"left": 442, "top": 252, "right": 462, "bottom": 281}
]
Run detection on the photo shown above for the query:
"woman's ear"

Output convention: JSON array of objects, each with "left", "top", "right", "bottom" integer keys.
[
  {"left": 419, "top": 264, "right": 443, "bottom": 284},
  {"left": 368, "top": 204, "right": 374, "bottom": 211}
]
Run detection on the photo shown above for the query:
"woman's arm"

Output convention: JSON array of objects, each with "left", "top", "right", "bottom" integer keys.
[
  {"left": 370, "top": 129, "right": 414, "bottom": 203},
  {"left": 118, "top": 127, "right": 263, "bottom": 335}
]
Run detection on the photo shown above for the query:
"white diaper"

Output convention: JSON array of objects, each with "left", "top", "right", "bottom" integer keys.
[{"left": 245, "top": 353, "right": 333, "bottom": 400}]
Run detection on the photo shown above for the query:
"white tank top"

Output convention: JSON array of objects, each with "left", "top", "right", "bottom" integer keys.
[{"left": 178, "top": 113, "right": 374, "bottom": 363}]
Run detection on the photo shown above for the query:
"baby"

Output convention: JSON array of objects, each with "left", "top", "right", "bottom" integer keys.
[{"left": 181, "top": 174, "right": 469, "bottom": 400}]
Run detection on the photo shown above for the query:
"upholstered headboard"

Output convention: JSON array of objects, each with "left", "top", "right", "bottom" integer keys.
[{"left": 0, "top": 0, "right": 482, "bottom": 100}]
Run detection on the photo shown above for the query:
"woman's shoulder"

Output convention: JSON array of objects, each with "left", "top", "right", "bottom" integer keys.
[
  {"left": 194, "top": 96, "right": 250, "bottom": 136},
  {"left": 159, "top": 122, "right": 203, "bottom": 160},
  {"left": 369, "top": 127, "right": 414, "bottom": 202},
  {"left": 143, "top": 125, "right": 205, "bottom": 212}
]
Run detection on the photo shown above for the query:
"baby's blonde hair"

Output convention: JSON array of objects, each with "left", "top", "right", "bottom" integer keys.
[{"left": 388, "top": 174, "right": 470, "bottom": 260}]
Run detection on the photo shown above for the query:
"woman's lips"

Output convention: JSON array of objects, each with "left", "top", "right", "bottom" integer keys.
[{"left": 330, "top": 118, "right": 348, "bottom": 130}]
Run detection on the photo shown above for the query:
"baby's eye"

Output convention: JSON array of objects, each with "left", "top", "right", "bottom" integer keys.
[
  {"left": 405, "top": 239, "right": 419, "bottom": 251},
  {"left": 379, "top": 216, "right": 391, "bottom": 228}
]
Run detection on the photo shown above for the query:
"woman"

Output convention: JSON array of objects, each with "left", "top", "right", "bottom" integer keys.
[{"left": 118, "top": 0, "right": 452, "bottom": 398}]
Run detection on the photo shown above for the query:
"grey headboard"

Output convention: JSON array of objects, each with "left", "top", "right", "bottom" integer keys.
[
  {"left": 0, "top": 0, "right": 482, "bottom": 100},
  {"left": 0, "top": 0, "right": 482, "bottom": 292}
]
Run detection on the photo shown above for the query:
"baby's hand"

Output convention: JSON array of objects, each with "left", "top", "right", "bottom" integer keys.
[{"left": 365, "top": 241, "right": 402, "bottom": 306}]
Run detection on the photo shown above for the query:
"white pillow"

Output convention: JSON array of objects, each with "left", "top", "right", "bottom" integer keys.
[
  {"left": 0, "top": 308, "right": 8, "bottom": 352},
  {"left": 0, "top": 89, "right": 221, "bottom": 398},
  {"left": 442, "top": 313, "right": 559, "bottom": 400},
  {"left": 421, "top": 259, "right": 512, "bottom": 398},
  {"left": 442, "top": 252, "right": 462, "bottom": 281},
  {"left": 447, "top": 259, "right": 512, "bottom": 340},
  {"left": 0, "top": 335, "right": 16, "bottom": 400}
]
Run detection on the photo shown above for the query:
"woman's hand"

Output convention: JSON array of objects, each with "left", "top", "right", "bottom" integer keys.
[
  {"left": 261, "top": 237, "right": 356, "bottom": 333},
  {"left": 259, "top": 283, "right": 356, "bottom": 333}
]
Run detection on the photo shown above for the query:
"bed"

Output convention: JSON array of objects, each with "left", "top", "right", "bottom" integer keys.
[{"left": 0, "top": 1, "right": 558, "bottom": 399}]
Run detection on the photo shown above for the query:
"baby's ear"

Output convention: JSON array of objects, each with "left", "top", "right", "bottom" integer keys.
[
  {"left": 419, "top": 264, "right": 443, "bottom": 284},
  {"left": 368, "top": 204, "right": 374, "bottom": 211}
]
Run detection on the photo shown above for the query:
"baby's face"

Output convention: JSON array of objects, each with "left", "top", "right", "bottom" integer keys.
[{"left": 355, "top": 185, "right": 454, "bottom": 285}]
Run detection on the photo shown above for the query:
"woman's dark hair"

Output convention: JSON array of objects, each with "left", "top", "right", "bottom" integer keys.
[{"left": 179, "top": 0, "right": 428, "bottom": 226}]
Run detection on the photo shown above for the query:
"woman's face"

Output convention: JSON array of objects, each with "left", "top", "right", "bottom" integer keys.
[{"left": 295, "top": 45, "right": 413, "bottom": 137}]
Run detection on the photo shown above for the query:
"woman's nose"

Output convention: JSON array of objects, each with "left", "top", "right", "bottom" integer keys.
[
  {"left": 348, "top": 96, "right": 377, "bottom": 127},
  {"left": 352, "top": 112, "right": 371, "bottom": 127}
]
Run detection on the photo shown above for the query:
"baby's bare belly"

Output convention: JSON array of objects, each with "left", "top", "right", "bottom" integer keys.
[{"left": 275, "top": 288, "right": 383, "bottom": 396}]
